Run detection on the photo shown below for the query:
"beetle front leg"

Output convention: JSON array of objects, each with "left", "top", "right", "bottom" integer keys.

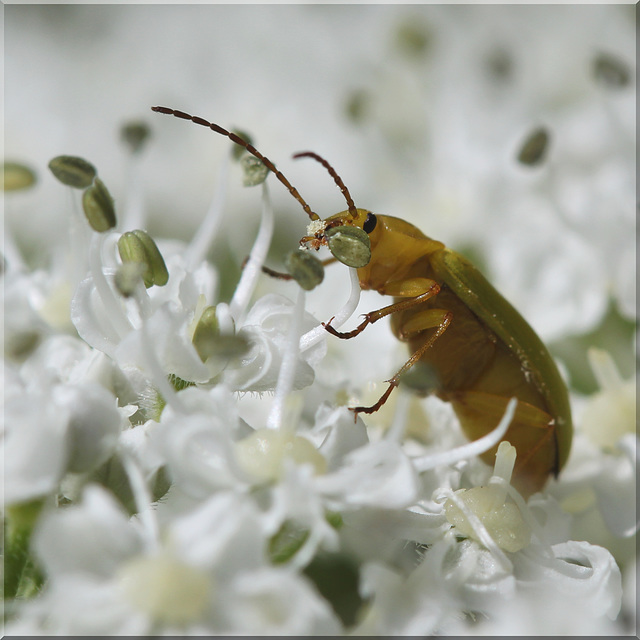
[
  {"left": 324, "top": 277, "right": 441, "bottom": 339},
  {"left": 351, "top": 308, "right": 452, "bottom": 415},
  {"left": 256, "top": 256, "right": 338, "bottom": 281}
]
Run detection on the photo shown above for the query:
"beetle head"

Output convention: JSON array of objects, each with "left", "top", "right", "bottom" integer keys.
[{"left": 300, "top": 208, "right": 378, "bottom": 269}]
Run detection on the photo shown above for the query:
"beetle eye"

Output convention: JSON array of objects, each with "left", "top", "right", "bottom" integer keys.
[{"left": 363, "top": 213, "right": 377, "bottom": 234}]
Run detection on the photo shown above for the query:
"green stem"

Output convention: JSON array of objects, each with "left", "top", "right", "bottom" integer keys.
[{"left": 4, "top": 500, "right": 45, "bottom": 601}]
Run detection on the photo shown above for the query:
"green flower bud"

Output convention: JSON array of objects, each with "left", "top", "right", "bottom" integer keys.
[
  {"left": 48, "top": 155, "right": 96, "bottom": 189},
  {"left": 326, "top": 225, "right": 371, "bottom": 268},
  {"left": 517, "top": 127, "right": 550, "bottom": 166},
  {"left": 394, "top": 20, "right": 432, "bottom": 59},
  {"left": 121, "top": 121, "right": 152, "bottom": 154},
  {"left": 269, "top": 520, "right": 310, "bottom": 564},
  {"left": 131, "top": 229, "right": 168, "bottom": 286},
  {"left": 82, "top": 178, "right": 117, "bottom": 232},
  {"left": 284, "top": 250, "right": 324, "bottom": 291},
  {"left": 192, "top": 306, "right": 250, "bottom": 362},
  {"left": 344, "top": 89, "right": 372, "bottom": 124},
  {"left": 2, "top": 162, "right": 37, "bottom": 191},
  {"left": 117, "top": 229, "right": 168, "bottom": 288},
  {"left": 241, "top": 154, "right": 269, "bottom": 187},
  {"left": 192, "top": 306, "right": 220, "bottom": 361},
  {"left": 593, "top": 52, "right": 630, "bottom": 89},
  {"left": 210, "top": 334, "right": 250, "bottom": 359}
]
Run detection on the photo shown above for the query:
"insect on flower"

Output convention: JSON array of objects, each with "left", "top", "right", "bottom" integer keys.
[{"left": 151, "top": 106, "right": 572, "bottom": 497}]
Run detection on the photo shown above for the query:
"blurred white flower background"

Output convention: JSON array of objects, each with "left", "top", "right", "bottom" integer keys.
[{"left": 3, "top": 3, "right": 636, "bottom": 636}]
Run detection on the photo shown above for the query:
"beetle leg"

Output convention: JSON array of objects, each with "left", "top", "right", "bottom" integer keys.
[
  {"left": 259, "top": 264, "right": 294, "bottom": 280},
  {"left": 352, "top": 309, "right": 452, "bottom": 415},
  {"left": 257, "top": 256, "right": 338, "bottom": 280},
  {"left": 324, "top": 277, "right": 440, "bottom": 339}
]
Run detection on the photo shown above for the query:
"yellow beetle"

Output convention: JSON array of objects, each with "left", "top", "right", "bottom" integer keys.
[{"left": 152, "top": 106, "right": 572, "bottom": 497}]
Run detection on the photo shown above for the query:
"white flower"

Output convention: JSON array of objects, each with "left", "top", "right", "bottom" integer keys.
[
  {"left": 551, "top": 350, "right": 638, "bottom": 542},
  {"left": 3, "top": 380, "right": 122, "bottom": 504},
  {"left": 114, "top": 302, "right": 211, "bottom": 383},
  {"left": 53, "top": 382, "right": 123, "bottom": 474},
  {"left": 220, "top": 567, "right": 341, "bottom": 635},
  {"left": 151, "top": 385, "right": 247, "bottom": 497},
  {"left": 9, "top": 485, "right": 339, "bottom": 635},
  {"left": 316, "top": 438, "right": 420, "bottom": 510},
  {"left": 3, "top": 385, "right": 71, "bottom": 504},
  {"left": 2, "top": 269, "right": 55, "bottom": 360},
  {"left": 224, "top": 293, "right": 325, "bottom": 392}
]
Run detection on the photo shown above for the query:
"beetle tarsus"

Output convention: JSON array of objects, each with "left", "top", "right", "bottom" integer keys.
[
  {"left": 350, "top": 381, "right": 398, "bottom": 418},
  {"left": 323, "top": 315, "right": 370, "bottom": 339}
]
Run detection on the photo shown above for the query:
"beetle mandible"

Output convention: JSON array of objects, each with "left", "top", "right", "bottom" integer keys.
[{"left": 151, "top": 106, "right": 572, "bottom": 497}]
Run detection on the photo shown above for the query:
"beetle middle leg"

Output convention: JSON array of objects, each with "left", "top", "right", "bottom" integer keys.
[
  {"left": 254, "top": 256, "right": 338, "bottom": 280},
  {"left": 324, "top": 277, "right": 441, "bottom": 339},
  {"left": 352, "top": 308, "right": 453, "bottom": 415}
]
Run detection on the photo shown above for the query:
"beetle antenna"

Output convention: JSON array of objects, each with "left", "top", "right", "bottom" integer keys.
[
  {"left": 292, "top": 151, "right": 358, "bottom": 220},
  {"left": 151, "top": 106, "right": 320, "bottom": 221}
]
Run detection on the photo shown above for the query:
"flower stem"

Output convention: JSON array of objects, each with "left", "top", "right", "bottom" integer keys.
[
  {"left": 229, "top": 182, "right": 274, "bottom": 322},
  {"left": 266, "top": 288, "right": 306, "bottom": 430},
  {"left": 187, "top": 155, "right": 230, "bottom": 270},
  {"left": 4, "top": 500, "right": 45, "bottom": 600},
  {"left": 89, "top": 233, "right": 132, "bottom": 338},
  {"left": 412, "top": 397, "right": 517, "bottom": 472},
  {"left": 121, "top": 453, "right": 159, "bottom": 551},
  {"left": 299, "top": 267, "right": 361, "bottom": 352}
]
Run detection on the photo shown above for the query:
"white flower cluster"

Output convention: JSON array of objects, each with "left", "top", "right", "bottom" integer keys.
[{"left": 2, "top": 128, "right": 635, "bottom": 636}]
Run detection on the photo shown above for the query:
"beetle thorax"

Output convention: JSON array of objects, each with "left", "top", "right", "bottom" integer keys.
[{"left": 358, "top": 215, "right": 443, "bottom": 291}]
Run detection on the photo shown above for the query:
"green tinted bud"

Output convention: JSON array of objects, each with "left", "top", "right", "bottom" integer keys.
[
  {"left": 118, "top": 232, "right": 153, "bottom": 287},
  {"left": 121, "top": 121, "right": 152, "bottom": 154},
  {"left": 210, "top": 334, "right": 250, "bottom": 359},
  {"left": 117, "top": 229, "right": 168, "bottom": 288},
  {"left": 241, "top": 154, "right": 269, "bottom": 187},
  {"left": 284, "top": 250, "right": 324, "bottom": 291},
  {"left": 395, "top": 20, "right": 432, "bottom": 59},
  {"left": 230, "top": 129, "right": 253, "bottom": 161},
  {"left": 344, "top": 89, "right": 371, "bottom": 124},
  {"left": 593, "top": 52, "right": 630, "bottom": 89},
  {"left": 82, "top": 177, "right": 117, "bottom": 232},
  {"left": 269, "top": 520, "right": 310, "bottom": 564},
  {"left": 485, "top": 47, "right": 512, "bottom": 82},
  {"left": 114, "top": 262, "right": 146, "bottom": 297},
  {"left": 2, "top": 162, "right": 37, "bottom": 191},
  {"left": 325, "top": 511, "right": 343, "bottom": 530},
  {"left": 130, "top": 229, "right": 168, "bottom": 286},
  {"left": 517, "top": 127, "right": 550, "bottom": 166},
  {"left": 48, "top": 155, "right": 96, "bottom": 189},
  {"left": 326, "top": 225, "right": 371, "bottom": 268},
  {"left": 192, "top": 306, "right": 249, "bottom": 361},
  {"left": 192, "top": 306, "right": 220, "bottom": 361}
]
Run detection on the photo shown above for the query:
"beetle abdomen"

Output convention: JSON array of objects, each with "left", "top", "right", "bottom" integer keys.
[
  {"left": 446, "top": 390, "right": 558, "bottom": 497},
  {"left": 392, "top": 283, "right": 560, "bottom": 496}
]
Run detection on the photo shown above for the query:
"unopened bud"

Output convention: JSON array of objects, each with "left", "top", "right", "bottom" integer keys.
[
  {"left": 241, "top": 154, "right": 269, "bottom": 187},
  {"left": 82, "top": 178, "right": 117, "bottom": 232},
  {"left": 117, "top": 229, "right": 168, "bottom": 288},
  {"left": 284, "top": 250, "right": 324, "bottom": 291},
  {"left": 48, "top": 155, "right": 96, "bottom": 189}
]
